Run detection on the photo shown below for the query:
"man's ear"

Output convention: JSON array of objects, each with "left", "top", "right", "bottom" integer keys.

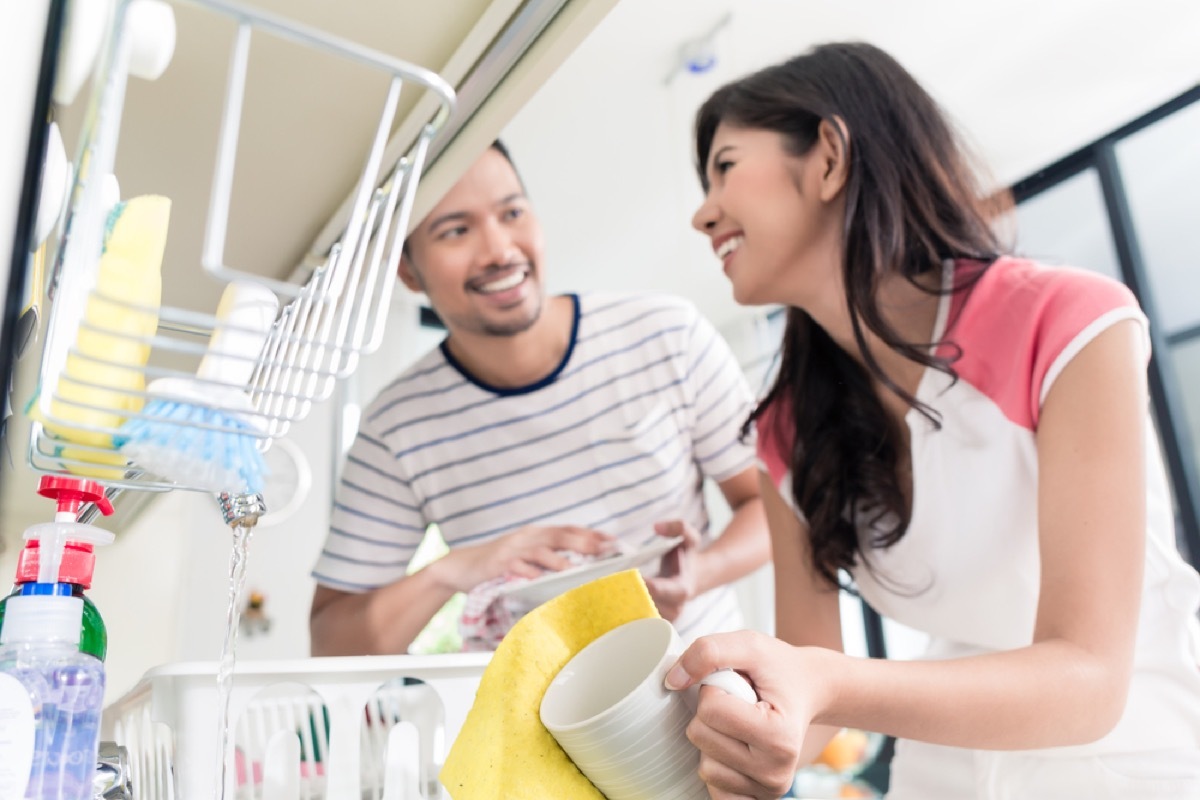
[
  {"left": 397, "top": 251, "right": 423, "bottom": 292},
  {"left": 816, "top": 116, "right": 850, "bottom": 203}
]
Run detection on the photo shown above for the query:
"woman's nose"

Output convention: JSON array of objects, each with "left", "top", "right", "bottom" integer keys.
[{"left": 691, "top": 194, "right": 718, "bottom": 234}]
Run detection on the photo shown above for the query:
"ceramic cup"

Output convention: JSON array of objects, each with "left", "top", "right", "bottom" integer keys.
[{"left": 540, "top": 617, "right": 756, "bottom": 800}]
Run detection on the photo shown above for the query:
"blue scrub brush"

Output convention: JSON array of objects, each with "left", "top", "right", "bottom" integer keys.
[{"left": 116, "top": 281, "right": 279, "bottom": 493}]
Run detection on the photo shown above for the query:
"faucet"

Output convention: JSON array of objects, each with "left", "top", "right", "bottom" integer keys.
[{"left": 94, "top": 741, "right": 133, "bottom": 799}]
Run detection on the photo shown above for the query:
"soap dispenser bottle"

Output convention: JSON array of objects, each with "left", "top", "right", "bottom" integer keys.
[
  {"left": 0, "top": 476, "right": 114, "bottom": 660},
  {"left": 0, "top": 482, "right": 113, "bottom": 799}
]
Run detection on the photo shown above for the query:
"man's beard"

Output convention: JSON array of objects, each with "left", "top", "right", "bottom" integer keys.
[{"left": 478, "top": 293, "right": 542, "bottom": 336}]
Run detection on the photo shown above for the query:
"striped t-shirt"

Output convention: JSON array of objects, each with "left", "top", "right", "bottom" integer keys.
[{"left": 313, "top": 292, "right": 757, "bottom": 640}]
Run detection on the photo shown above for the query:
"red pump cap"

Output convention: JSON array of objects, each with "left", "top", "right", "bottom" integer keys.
[
  {"left": 37, "top": 475, "right": 114, "bottom": 517},
  {"left": 16, "top": 541, "right": 96, "bottom": 588},
  {"left": 14, "top": 476, "right": 115, "bottom": 588}
]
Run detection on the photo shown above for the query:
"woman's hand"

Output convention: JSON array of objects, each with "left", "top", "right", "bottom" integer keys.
[
  {"left": 428, "top": 525, "right": 617, "bottom": 592},
  {"left": 666, "top": 631, "right": 837, "bottom": 799}
]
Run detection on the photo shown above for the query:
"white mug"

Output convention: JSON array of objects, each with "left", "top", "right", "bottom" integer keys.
[{"left": 540, "top": 617, "right": 756, "bottom": 800}]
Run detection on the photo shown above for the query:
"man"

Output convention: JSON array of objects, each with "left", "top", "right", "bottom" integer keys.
[{"left": 309, "top": 141, "right": 768, "bottom": 655}]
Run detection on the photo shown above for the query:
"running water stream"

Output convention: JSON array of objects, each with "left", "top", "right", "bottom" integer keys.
[{"left": 215, "top": 520, "right": 255, "bottom": 799}]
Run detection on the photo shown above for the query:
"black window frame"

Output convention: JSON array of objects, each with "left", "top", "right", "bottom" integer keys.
[{"left": 1012, "top": 83, "right": 1200, "bottom": 570}]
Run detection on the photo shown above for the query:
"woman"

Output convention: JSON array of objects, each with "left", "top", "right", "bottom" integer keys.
[{"left": 665, "top": 42, "right": 1200, "bottom": 799}]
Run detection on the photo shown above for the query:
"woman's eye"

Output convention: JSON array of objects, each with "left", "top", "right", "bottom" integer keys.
[{"left": 716, "top": 160, "right": 734, "bottom": 175}]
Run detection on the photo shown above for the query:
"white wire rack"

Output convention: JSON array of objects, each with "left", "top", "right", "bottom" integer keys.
[{"left": 28, "top": 0, "right": 455, "bottom": 493}]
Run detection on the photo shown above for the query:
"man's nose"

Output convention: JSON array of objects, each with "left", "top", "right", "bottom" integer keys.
[{"left": 479, "top": 218, "right": 516, "bottom": 265}]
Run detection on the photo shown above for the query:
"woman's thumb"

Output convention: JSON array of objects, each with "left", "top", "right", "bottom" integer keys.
[{"left": 664, "top": 631, "right": 750, "bottom": 690}]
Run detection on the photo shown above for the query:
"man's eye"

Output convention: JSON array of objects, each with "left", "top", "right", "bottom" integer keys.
[
  {"left": 437, "top": 226, "right": 468, "bottom": 240},
  {"left": 502, "top": 207, "right": 524, "bottom": 221}
]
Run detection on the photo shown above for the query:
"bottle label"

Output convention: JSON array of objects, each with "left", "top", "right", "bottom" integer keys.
[{"left": 0, "top": 672, "right": 34, "bottom": 799}]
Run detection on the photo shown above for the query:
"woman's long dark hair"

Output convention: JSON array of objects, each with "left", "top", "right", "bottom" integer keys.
[{"left": 696, "top": 43, "right": 1008, "bottom": 589}]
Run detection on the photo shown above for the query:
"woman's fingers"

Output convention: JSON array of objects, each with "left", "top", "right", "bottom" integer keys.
[
  {"left": 691, "top": 689, "right": 797, "bottom": 774},
  {"left": 697, "top": 745, "right": 792, "bottom": 799},
  {"left": 667, "top": 630, "right": 763, "bottom": 690}
]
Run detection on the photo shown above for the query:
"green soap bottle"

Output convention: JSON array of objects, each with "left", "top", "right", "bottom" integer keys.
[{"left": 0, "top": 476, "right": 115, "bottom": 660}]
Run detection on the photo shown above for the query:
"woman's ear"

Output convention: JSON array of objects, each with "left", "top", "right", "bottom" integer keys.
[{"left": 816, "top": 116, "right": 850, "bottom": 203}]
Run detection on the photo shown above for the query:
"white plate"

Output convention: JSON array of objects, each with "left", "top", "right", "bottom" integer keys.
[{"left": 495, "top": 536, "right": 684, "bottom": 607}]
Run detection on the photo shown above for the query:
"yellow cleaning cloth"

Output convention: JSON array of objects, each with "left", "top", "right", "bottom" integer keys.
[{"left": 441, "top": 569, "right": 659, "bottom": 799}]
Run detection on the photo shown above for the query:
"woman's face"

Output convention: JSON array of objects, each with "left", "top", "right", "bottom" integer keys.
[{"left": 691, "top": 122, "right": 845, "bottom": 309}]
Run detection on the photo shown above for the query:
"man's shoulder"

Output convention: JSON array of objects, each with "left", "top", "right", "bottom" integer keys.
[
  {"left": 576, "top": 291, "right": 701, "bottom": 332},
  {"left": 360, "top": 344, "right": 459, "bottom": 424}
]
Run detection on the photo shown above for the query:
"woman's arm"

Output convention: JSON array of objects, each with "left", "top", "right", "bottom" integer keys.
[
  {"left": 815, "top": 318, "right": 1147, "bottom": 746},
  {"left": 671, "top": 320, "right": 1148, "bottom": 797}
]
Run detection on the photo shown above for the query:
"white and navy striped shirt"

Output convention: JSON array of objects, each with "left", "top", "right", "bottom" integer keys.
[{"left": 312, "top": 292, "right": 756, "bottom": 640}]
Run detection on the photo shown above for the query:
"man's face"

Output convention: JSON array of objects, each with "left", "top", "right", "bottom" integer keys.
[{"left": 400, "top": 148, "right": 545, "bottom": 337}]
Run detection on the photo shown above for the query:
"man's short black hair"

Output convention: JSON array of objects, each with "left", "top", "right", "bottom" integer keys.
[
  {"left": 403, "top": 139, "right": 524, "bottom": 258},
  {"left": 490, "top": 139, "right": 524, "bottom": 192}
]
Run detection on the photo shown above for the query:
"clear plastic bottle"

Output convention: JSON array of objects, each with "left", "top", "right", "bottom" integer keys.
[
  {"left": 0, "top": 545, "right": 107, "bottom": 661},
  {"left": 0, "top": 592, "right": 105, "bottom": 799},
  {"left": 0, "top": 477, "right": 113, "bottom": 661},
  {"left": 0, "top": 476, "right": 112, "bottom": 798}
]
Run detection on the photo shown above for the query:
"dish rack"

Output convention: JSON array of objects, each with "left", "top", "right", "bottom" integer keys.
[
  {"left": 102, "top": 653, "right": 491, "bottom": 799},
  {"left": 20, "top": 1, "right": 472, "bottom": 797},
  {"left": 29, "top": 0, "right": 456, "bottom": 494}
]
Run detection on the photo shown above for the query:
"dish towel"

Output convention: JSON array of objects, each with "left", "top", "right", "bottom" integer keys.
[
  {"left": 458, "top": 549, "right": 621, "bottom": 651},
  {"left": 457, "top": 575, "right": 521, "bottom": 653},
  {"left": 440, "top": 569, "right": 659, "bottom": 799}
]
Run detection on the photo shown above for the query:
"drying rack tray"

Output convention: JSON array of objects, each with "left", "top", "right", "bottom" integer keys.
[{"left": 103, "top": 652, "right": 491, "bottom": 799}]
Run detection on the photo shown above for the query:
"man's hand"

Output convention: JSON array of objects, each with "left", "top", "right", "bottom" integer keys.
[
  {"left": 427, "top": 524, "right": 617, "bottom": 593},
  {"left": 645, "top": 519, "right": 704, "bottom": 621}
]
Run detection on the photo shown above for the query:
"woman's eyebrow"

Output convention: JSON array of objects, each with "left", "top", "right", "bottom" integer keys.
[{"left": 709, "top": 145, "right": 736, "bottom": 168}]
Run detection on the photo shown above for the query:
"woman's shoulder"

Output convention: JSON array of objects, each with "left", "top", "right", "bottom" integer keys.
[
  {"left": 944, "top": 257, "right": 1146, "bottom": 429},
  {"left": 752, "top": 397, "right": 793, "bottom": 491},
  {"left": 954, "top": 257, "right": 1138, "bottom": 323}
]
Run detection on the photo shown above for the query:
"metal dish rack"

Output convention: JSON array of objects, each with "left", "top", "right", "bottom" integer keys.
[{"left": 29, "top": 0, "right": 456, "bottom": 494}]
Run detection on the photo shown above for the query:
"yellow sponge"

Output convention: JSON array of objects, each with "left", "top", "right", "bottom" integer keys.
[
  {"left": 39, "top": 195, "right": 168, "bottom": 464},
  {"left": 441, "top": 570, "right": 659, "bottom": 799}
]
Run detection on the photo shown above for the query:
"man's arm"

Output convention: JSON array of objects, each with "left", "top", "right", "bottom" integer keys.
[
  {"left": 310, "top": 523, "right": 618, "bottom": 655},
  {"left": 646, "top": 300, "right": 770, "bottom": 618},
  {"left": 646, "top": 465, "right": 769, "bottom": 620},
  {"left": 310, "top": 570, "right": 457, "bottom": 656},
  {"left": 695, "top": 465, "right": 770, "bottom": 592}
]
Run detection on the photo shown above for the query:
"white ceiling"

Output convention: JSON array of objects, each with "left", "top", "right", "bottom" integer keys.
[{"left": 502, "top": 0, "right": 1200, "bottom": 330}]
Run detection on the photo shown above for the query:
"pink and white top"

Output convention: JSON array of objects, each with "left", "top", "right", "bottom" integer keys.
[{"left": 759, "top": 257, "right": 1200, "bottom": 789}]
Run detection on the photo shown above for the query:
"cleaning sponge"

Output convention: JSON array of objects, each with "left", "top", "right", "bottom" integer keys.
[{"left": 38, "top": 195, "right": 169, "bottom": 470}]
